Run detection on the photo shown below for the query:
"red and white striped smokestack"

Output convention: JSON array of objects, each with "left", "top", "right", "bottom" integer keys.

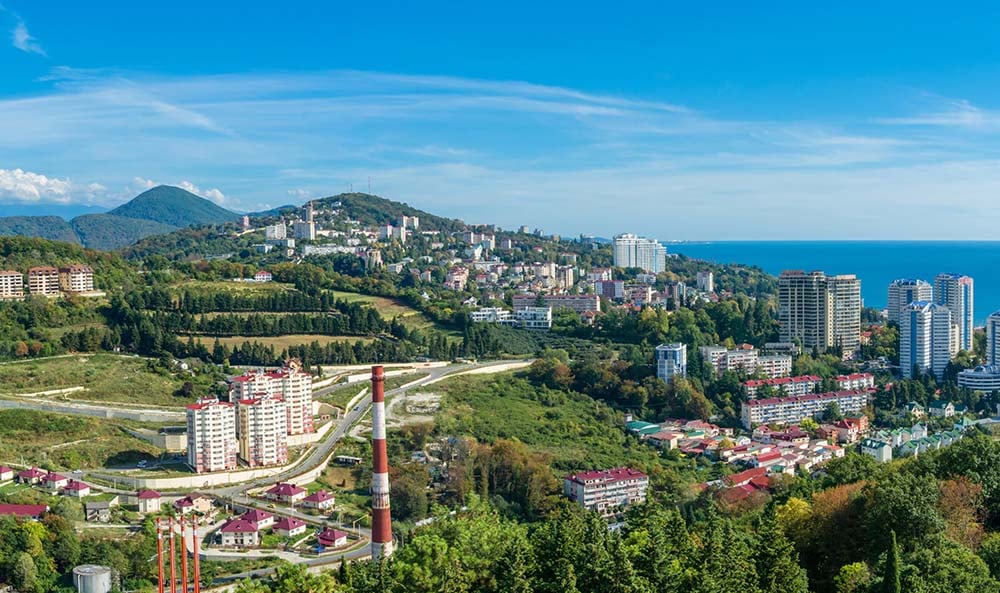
[{"left": 371, "top": 365, "right": 394, "bottom": 559}]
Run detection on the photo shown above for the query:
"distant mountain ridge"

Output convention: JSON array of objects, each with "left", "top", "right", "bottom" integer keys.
[{"left": 0, "top": 185, "right": 238, "bottom": 250}]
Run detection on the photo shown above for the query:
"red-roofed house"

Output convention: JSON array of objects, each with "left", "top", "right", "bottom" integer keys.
[
  {"left": 265, "top": 483, "right": 307, "bottom": 505},
  {"left": 0, "top": 466, "right": 13, "bottom": 482},
  {"left": 174, "top": 493, "right": 213, "bottom": 515},
  {"left": 301, "top": 490, "right": 335, "bottom": 511},
  {"left": 317, "top": 528, "right": 349, "bottom": 548},
  {"left": 136, "top": 490, "right": 162, "bottom": 513},
  {"left": 750, "top": 451, "right": 783, "bottom": 468},
  {"left": 273, "top": 517, "right": 307, "bottom": 537},
  {"left": 723, "top": 467, "right": 769, "bottom": 488},
  {"left": 62, "top": 480, "right": 91, "bottom": 498},
  {"left": 16, "top": 467, "right": 46, "bottom": 485},
  {"left": 254, "top": 270, "right": 273, "bottom": 283},
  {"left": 0, "top": 504, "right": 48, "bottom": 520},
  {"left": 43, "top": 472, "right": 70, "bottom": 490},
  {"left": 563, "top": 467, "right": 649, "bottom": 515},
  {"left": 241, "top": 509, "right": 274, "bottom": 529},
  {"left": 219, "top": 519, "right": 259, "bottom": 547}
]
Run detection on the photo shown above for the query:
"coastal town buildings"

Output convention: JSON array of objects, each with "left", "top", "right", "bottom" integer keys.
[
  {"left": 28, "top": 266, "right": 60, "bottom": 296},
  {"left": 935, "top": 273, "right": 974, "bottom": 352},
  {"left": 987, "top": 311, "right": 1000, "bottom": 366},
  {"left": 229, "top": 362, "right": 314, "bottom": 435},
  {"left": 58, "top": 265, "right": 94, "bottom": 293},
  {"left": 699, "top": 345, "right": 792, "bottom": 379},
  {"left": 563, "top": 467, "right": 649, "bottom": 515}
]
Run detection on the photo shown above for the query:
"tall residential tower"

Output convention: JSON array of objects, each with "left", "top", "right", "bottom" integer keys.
[
  {"left": 887, "top": 279, "right": 933, "bottom": 325},
  {"left": 934, "top": 273, "right": 974, "bottom": 352},
  {"left": 900, "top": 301, "right": 953, "bottom": 379},
  {"left": 778, "top": 271, "right": 861, "bottom": 359},
  {"left": 612, "top": 234, "right": 667, "bottom": 274}
]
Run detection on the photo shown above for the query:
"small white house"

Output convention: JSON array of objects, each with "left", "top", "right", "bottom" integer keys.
[
  {"left": 273, "top": 517, "right": 307, "bottom": 538},
  {"left": 220, "top": 519, "right": 259, "bottom": 548},
  {"left": 860, "top": 438, "right": 892, "bottom": 463}
]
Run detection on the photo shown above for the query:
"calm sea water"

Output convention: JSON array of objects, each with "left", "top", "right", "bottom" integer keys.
[{"left": 672, "top": 241, "right": 1000, "bottom": 325}]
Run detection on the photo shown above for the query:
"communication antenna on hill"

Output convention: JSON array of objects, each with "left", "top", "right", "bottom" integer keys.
[
  {"left": 349, "top": 183, "right": 353, "bottom": 193},
  {"left": 368, "top": 176, "right": 372, "bottom": 194}
]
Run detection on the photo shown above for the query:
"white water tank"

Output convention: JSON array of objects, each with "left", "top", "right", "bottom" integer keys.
[{"left": 73, "top": 565, "right": 112, "bottom": 593}]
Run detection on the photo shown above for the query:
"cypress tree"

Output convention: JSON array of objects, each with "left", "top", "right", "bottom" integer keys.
[{"left": 882, "top": 530, "right": 901, "bottom": 593}]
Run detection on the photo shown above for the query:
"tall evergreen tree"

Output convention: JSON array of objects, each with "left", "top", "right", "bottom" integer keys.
[{"left": 882, "top": 530, "right": 901, "bottom": 593}]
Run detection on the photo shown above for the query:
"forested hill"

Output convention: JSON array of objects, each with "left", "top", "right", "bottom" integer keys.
[
  {"left": 322, "top": 192, "right": 467, "bottom": 232},
  {"left": 107, "top": 185, "right": 237, "bottom": 227},
  {"left": 0, "top": 216, "right": 80, "bottom": 244},
  {"left": 70, "top": 214, "right": 178, "bottom": 251}
]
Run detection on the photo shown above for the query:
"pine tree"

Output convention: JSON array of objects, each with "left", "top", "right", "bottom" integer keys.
[
  {"left": 882, "top": 530, "right": 901, "bottom": 593},
  {"left": 755, "top": 511, "right": 809, "bottom": 593}
]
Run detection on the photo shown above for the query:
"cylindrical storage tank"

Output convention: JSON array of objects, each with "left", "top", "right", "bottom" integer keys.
[{"left": 73, "top": 565, "right": 112, "bottom": 593}]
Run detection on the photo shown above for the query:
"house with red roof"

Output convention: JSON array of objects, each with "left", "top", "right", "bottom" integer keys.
[
  {"left": 301, "top": 490, "right": 335, "bottom": 511},
  {"left": 43, "top": 472, "right": 70, "bottom": 490},
  {"left": 136, "top": 490, "right": 162, "bottom": 513},
  {"left": 273, "top": 517, "right": 307, "bottom": 537},
  {"left": 62, "top": 480, "right": 91, "bottom": 498},
  {"left": 16, "top": 467, "right": 46, "bottom": 485},
  {"left": 174, "top": 493, "right": 213, "bottom": 515},
  {"left": 0, "top": 504, "right": 48, "bottom": 520},
  {"left": 317, "top": 528, "right": 349, "bottom": 549},
  {"left": 241, "top": 509, "right": 274, "bottom": 529},
  {"left": 265, "top": 483, "right": 307, "bottom": 505},
  {"left": 0, "top": 466, "right": 13, "bottom": 482},
  {"left": 219, "top": 519, "right": 259, "bottom": 547},
  {"left": 254, "top": 270, "right": 273, "bottom": 283}
]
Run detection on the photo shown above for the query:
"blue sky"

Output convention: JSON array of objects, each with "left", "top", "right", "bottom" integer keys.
[{"left": 4, "top": 2, "right": 1000, "bottom": 239}]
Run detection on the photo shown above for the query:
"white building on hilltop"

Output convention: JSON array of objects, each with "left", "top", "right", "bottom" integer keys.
[
  {"left": 186, "top": 398, "right": 237, "bottom": 473},
  {"left": 612, "top": 234, "right": 667, "bottom": 274}
]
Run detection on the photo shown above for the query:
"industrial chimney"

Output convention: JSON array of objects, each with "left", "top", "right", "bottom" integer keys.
[{"left": 370, "top": 365, "right": 394, "bottom": 559}]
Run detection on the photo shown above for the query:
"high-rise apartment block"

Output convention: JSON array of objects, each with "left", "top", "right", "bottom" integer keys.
[
  {"left": 778, "top": 271, "right": 861, "bottom": 358},
  {"left": 229, "top": 362, "right": 314, "bottom": 435},
  {"left": 235, "top": 396, "right": 288, "bottom": 467},
  {"left": 399, "top": 215, "right": 420, "bottom": 230},
  {"left": 0, "top": 271, "right": 24, "bottom": 299},
  {"left": 27, "top": 266, "right": 61, "bottom": 296},
  {"left": 186, "top": 398, "right": 238, "bottom": 473},
  {"left": 265, "top": 224, "right": 287, "bottom": 240},
  {"left": 696, "top": 271, "right": 714, "bottom": 293},
  {"left": 612, "top": 234, "right": 667, "bottom": 274},
  {"left": 935, "top": 273, "right": 974, "bottom": 352},
  {"left": 887, "top": 279, "right": 933, "bottom": 325},
  {"left": 655, "top": 343, "right": 687, "bottom": 382},
  {"left": 986, "top": 311, "right": 1000, "bottom": 366},
  {"left": 900, "top": 301, "right": 954, "bottom": 380},
  {"left": 58, "top": 265, "right": 94, "bottom": 293}
]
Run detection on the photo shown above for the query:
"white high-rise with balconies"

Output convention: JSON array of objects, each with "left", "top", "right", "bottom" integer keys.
[
  {"left": 229, "top": 360, "right": 314, "bottom": 435},
  {"left": 935, "top": 273, "right": 974, "bottom": 352},
  {"left": 612, "top": 234, "right": 667, "bottom": 274},
  {"left": 887, "top": 279, "right": 933, "bottom": 325},
  {"left": 900, "top": 301, "right": 953, "bottom": 380},
  {"left": 779, "top": 271, "right": 861, "bottom": 358},
  {"left": 186, "top": 397, "right": 238, "bottom": 473},
  {"left": 235, "top": 396, "right": 288, "bottom": 467}
]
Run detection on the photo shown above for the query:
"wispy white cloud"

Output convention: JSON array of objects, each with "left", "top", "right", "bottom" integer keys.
[
  {"left": 876, "top": 98, "right": 1000, "bottom": 130},
  {"left": 11, "top": 20, "right": 43, "bottom": 55}
]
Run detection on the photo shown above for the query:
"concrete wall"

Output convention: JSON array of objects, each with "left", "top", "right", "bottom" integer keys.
[{"left": 0, "top": 399, "right": 184, "bottom": 423}]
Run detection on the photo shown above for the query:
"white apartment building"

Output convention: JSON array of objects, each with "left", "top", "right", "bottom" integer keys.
[
  {"left": 587, "top": 268, "right": 612, "bottom": 283},
  {"left": 987, "top": 311, "right": 1000, "bottom": 366},
  {"left": 900, "top": 301, "right": 953, "bottom": 380},
  {"left": 399, "top": 215, "right": 420, "bottom": 230},
  {"left": 887, "top": 279, "right": 933, "bottom": 325},
  {"left": 229, "top": 361, "right": 314, "bottom": 435},
  {"left": 696, "top": 271, "right": 714, "bottom": 293},
  {"left": 0, "top": 271, "right": 24, "bottom": 299},
  {"left": 743, "top": 375, "right": 821, "bottom": 397},
  {"left": 469, "top": 307, "right": 516, "bottom": 325},
  {"left": 58, "top": 265, "right": 94, "bottom": 293},
  {"left": 563, "top": 467, "right": 649, "bottom": 515},
  {"left": 698, "top": 345, "right": 791, "bottom": 379},
  {"left": 265, "top": 224, "right": 287, "bottom": 240},
  {"left": 28, "top": 266, "right": 60, "bottom": 296},
  {"left": 517, "top": 307, "right": 553, "bottom": 330},
  {"left": 186, "top": 398, "right": 238, "bottom": 473},
  {"left": 612, "top": 234, "right": 667, "bottom": 274},
  {"left": 740, "top": 391, "right": 872, "bottom": 429},
  {"left": 513, "top": 294, "right": 600, "bottom": 315},
  {"left": 655, "top": 343, "right": 687, "bottom": 382},
  {"left": 292, "top": 221, "right": 316, "bottom": 240},
  {"left": 835, "top": 373, "right": 876, "bottom": 391},
  {"left": 235, "top": 396, "right": 288, "bottom": 467},
  {"left": 935, "top": 273, "right": 974, "bottom": 352},
  {"left": 828, "top": 275, "right": 862, "bottom": 357}
]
